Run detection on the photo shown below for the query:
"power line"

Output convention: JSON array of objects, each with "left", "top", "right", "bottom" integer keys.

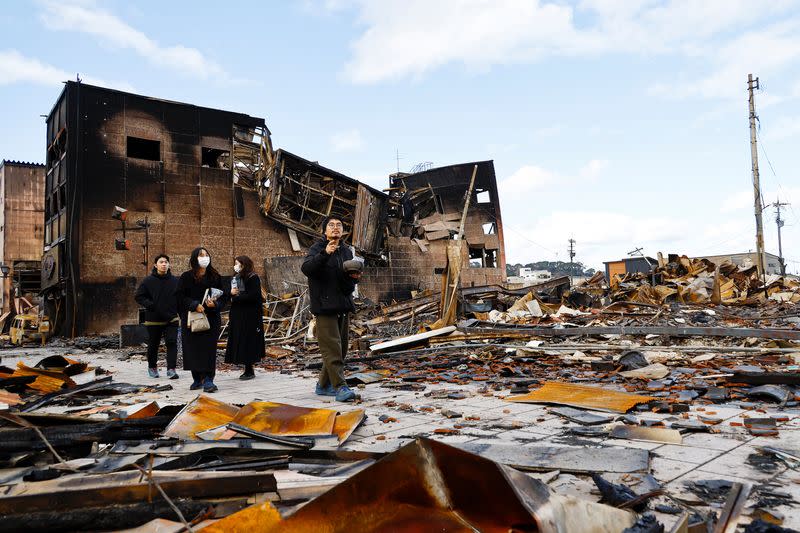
[{"left": 755, "top": 108, "right": 800, "bottom": 227}]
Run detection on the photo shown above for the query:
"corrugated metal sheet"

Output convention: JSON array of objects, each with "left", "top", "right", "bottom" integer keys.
[{"left": 507, "top": 382, "right": 656, "bottom": 413}]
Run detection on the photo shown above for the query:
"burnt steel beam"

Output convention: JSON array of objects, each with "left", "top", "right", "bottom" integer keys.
[{"left": 464, "top": 324, "right": 800, "bottom": 340}]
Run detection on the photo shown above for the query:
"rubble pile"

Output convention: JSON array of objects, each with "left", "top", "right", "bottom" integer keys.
[
  {"left": 573, "top": 254, "right": 800, "bottom": 307},
  {"left": 1, "top": 254, "right": 799, "bottom": 530}
]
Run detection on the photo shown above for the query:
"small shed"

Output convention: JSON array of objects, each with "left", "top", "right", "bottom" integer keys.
[{"left": 604, "top": 257, "right": 656, "bottom": 281}]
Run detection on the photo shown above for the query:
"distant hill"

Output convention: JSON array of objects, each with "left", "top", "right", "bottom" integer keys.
[{"left": 506, "top": 261, "right": 596, "bottom": 278}]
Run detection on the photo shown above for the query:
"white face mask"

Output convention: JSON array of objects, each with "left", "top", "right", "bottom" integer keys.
[
  {"left": 197, "top": 256, "right": 211, "bottom": 268},
  {"left": 233, "top": 264, "right": 241, "bottom": 273}
]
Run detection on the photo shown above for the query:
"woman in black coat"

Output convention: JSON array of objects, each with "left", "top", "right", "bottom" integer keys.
[
  {"left": 224, "top": 255, "right": 265, "bottom": 380},
  {"left": 176, "top": 247, "right": 227, "bottom": 393}
]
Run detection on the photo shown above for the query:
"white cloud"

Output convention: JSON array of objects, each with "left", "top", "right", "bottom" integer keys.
[
  {"left": 499, "top": 158, "right": 608, "bottom": 199},
  {"left": 498, "top": 165, "right": 556, "bottom": 195},
  {"left": 39, "top": 1, "right": 230, "bottom": 81},
  {"left": 0, "top": 49, "right": 132, "bottom": 90},
  {"left": 332, "top": 0, "right": 800, "bottom": 103},
  {"left": 330, "top": 129, "right": 365, "bottom": 152},
  {"left": 648, "top": 19, "right": 800, "bottom": 101},
  {"left": 342, "top": 0, "right": 580, "bottom": 84},
  {"left": 0, "top": 49, "right": 69, "bottom": 86},
  {"left": 502, "top": 209, "right": 692, "bottom": 267},
  {"left": 721, "top": 186, "right": 800, "bottom": 213},
  {"left": 578, "top": 159, "right": 609, "bottom": 180}
]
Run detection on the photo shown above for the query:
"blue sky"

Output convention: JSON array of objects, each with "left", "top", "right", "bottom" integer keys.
[{"left": 2, "top": 0, "right": 800, "bottom": 272}]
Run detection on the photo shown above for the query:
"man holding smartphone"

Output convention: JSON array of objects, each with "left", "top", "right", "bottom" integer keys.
[{"left": 301, "top": 216, "right": 362, "bottom": 402}]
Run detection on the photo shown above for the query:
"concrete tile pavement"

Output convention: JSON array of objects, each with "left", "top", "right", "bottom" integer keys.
[{"left": 3, "top": 347, "right": 799, "bottom": 529}]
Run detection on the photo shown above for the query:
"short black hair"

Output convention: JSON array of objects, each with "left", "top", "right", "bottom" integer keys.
[
  {"left": 321, "top": 216, "right": 344, "bottom": 232},
  {"left": 153, "top": 253, "right": 170, "bottom": 264}
]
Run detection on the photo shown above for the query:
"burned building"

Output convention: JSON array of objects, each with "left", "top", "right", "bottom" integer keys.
[
  {"left": 261, "top": 161, "right": 508, "bottom": 303},
  {"left": 42, "top": 82, "right": 305, "bottom": 334},
  {"left": 43, "top": 82, "right": 505, "bottom": 335},
  {"left": 0, "top": 160, "right": 45, "bottom": 315},
  {"left": 360, "top": 161, "right": 507, "bottom": 301}
]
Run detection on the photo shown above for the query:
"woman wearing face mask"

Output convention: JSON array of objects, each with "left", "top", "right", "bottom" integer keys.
[
  {"left": 224, "top": 256, "right": 265, "bottom": 380},
  {"left": 176, "top": 247, "right": 227, "bottom": 392}
]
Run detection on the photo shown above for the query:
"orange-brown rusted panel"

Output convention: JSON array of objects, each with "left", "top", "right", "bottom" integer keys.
[
  {"left": 0, "top": 390, "right": 22, "bottom": 406},
  {"left": 124, "top": 401, "right": 161, "bottom": 420},
  {"left": 14, "top": 363, "right": 76, "bottom": 385},
  {"left": 162, "top": 395, "right": 240, "bottom": 440},
  {"left": 230, "top": 402, "right": 336, "bottom": 437},
  {"left": 507, "top": 382, "right": 656, "bottom": 413},
  {"left": 11, "top": 368, "right": 69, "bottom": 393},
  {"left": 332, "top": 409, "right": 366, "bottom": 443},
  {"left": 201, "top": 501, "right": 283, "bottom": 532}
]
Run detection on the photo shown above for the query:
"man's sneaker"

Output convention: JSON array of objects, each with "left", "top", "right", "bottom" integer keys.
[
  {"left": 148, "top": 368, "right": 159, "bottom": 378},
  {"left": 315, "top": 383, "right": 336, "bottom": 396},
  {"left": 189, "top": 380, "right": 203, "bottom": 391},
  {"left": 166, "top": 369, "right": 179, "bottom": 380},
  {"left": 335, "top": 385, "right": 356, "bottom": 402},
  {"left": 203, "top": 379, "right": 218, "bottom": 393}
]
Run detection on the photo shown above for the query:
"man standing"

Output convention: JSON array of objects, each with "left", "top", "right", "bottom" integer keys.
[
  {"left": 135, "top": 254, "right": 179, "bottom": 379},
  {"left": 301, "top": 216, "right": 362, "bottom": 402}
]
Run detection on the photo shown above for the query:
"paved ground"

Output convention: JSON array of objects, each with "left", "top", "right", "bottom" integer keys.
[{"left": 3, "top": 346, "right": 799, "bottom": 529}]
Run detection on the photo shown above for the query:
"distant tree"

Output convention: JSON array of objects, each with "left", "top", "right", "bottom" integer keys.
[{"left": 507, "top": 261, "right": 596, "bottom": 278}]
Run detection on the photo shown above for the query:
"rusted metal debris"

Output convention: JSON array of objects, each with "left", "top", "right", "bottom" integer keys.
[
  {"left": 163, "top": 395, "right": 365, "bottom": 446},
  {"left": 507, "top": 382, "right": 658, "bottom": 414},
  {"left": 202, "top": 438, "right": 637, "bottom": 532},
  {"left": 162, "top": 395, "right": 241, "bottom": 440}
]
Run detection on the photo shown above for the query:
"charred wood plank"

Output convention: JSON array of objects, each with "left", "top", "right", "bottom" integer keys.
[
  {"left": 0, "top": 416, "right": 171, "bottom": 454},
  {"left": 0, "top": 498, "right": 213, "bottom": 533},
  {"left": 0, "top": 472, "right": 276, "bottom": 515}
]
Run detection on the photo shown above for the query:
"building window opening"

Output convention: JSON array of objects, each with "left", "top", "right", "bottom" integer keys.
[
  {"left": 482, "top": 222, "right": 496, "bottom": 235},
  {"left": 476, "top": 189, "right": 491, "bottom": 203},
  {"left": 202, "top": 147, "right": 230, "bottom": 169},
  {"left": 127, "top": 137, "right": 160, "bottom": 161},
  {"left": 469, "top": 247, "right": 484, "bottom": 268},
  {"left": 469, "top": 247, "right": 497, "bottom": 268}
]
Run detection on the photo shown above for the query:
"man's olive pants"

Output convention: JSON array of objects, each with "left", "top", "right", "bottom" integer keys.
[{"left": 316, "top": 313, "right": 349, "bottom": 389}]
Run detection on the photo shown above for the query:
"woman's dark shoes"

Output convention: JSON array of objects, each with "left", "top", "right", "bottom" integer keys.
[{"left": 239, "top": 372, "right": 255, "bottom": 380}]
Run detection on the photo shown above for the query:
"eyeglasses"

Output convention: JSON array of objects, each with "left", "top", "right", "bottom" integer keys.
[{"left": 326, "top": 222, "right": 344, "bottom": 228}]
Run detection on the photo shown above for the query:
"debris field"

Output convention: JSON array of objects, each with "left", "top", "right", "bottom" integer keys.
[{"left": 1, "top": 254, "right": 800, "bottom": 532}]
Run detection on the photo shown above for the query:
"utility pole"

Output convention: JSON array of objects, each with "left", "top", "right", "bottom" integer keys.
[
  {"left": 772, "top": 200, "right": 789, "bottom": 275},
  {"left": 567, "top": 238, "right": 576, "bottom": 277},
  {"left": 748, "top": 74, "right": 768, "bottom": 284}
]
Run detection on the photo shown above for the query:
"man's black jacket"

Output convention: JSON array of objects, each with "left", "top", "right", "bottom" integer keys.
[
  {"left": 134, "top": 268, "right": 179, "bottom": 323},
  {"left": 301, "top": 240, "right": 358, "bottom": 315}
]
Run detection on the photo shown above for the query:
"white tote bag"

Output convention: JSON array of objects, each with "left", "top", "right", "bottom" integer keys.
[{"left": 187, "top": 289, "right": 211, "bottom": 333}]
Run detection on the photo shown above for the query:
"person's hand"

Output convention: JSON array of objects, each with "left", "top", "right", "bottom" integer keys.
[
  {"left": 231, "top": 287, "right": 239, "bottom": 296},
  {"left": 195, "top": 304, "right": 204, "bottom": 313},
  {"left": 205, "top": 298, "right": 216, "bottom": 308},
  {"left": 325, "top": 239, "right": 338, "bottom": 254},
  {"left": 349, "top": 272, "right": 362, "bottom": 280}
]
